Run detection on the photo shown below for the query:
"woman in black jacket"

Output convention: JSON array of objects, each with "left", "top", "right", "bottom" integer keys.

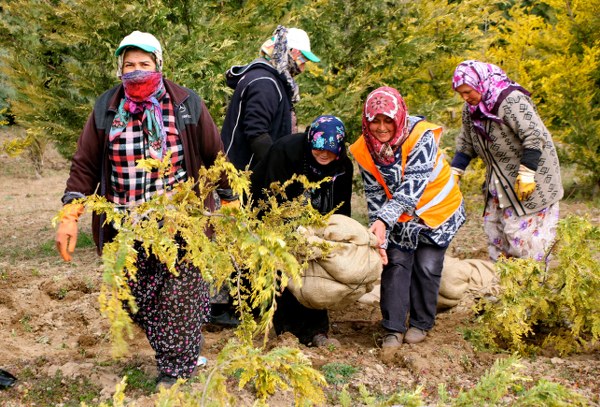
[
  {"left": 251, "top": 115, "right": 353, "bottom": 346},
  {"left": 221, "top": 26, "right": 320, "bottom": 171}
]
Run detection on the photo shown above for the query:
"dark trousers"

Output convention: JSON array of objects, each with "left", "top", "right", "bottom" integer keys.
[
  {"left": 380, "top": 243, "right": 446, "bottom": 333},
  {"left": 273, "top": 288, "right": 329, "bottom": 345}
]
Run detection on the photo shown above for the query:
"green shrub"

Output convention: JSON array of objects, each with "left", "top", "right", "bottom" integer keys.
[
  {"left": 473, "top": 215, "right": 600, "bottom": 355},
  {"left": 321, "top": 362, "right": 359, "bottom": 386}
]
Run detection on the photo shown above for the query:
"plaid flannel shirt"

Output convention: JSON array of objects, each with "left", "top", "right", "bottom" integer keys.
[{"left": 107, "top": 92, "right": 186, "bottom": 205}]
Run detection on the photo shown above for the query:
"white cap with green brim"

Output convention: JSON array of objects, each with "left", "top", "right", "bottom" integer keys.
[
  {"left": 286, "top": 27, "right": 320, "bottom": 63},
  {"left": 115, "top": 31, "right": 162, "bottom": 56}
]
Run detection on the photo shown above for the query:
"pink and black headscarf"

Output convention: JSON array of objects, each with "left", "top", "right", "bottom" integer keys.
[
  {"left": 362, "top": 86, "right": 409, "bottom": 166},
  {"left": 452, "top": 60, "right": 529, "bottom": 138}
]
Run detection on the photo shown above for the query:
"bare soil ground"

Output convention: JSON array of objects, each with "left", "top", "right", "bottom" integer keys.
[{"left": 1, "top": 128, "right": 599, "bottom": 406}]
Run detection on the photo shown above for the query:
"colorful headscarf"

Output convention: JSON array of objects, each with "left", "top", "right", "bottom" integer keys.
[
  {"left": 307, "top": 115, "right": 346, "bottom": 157},
  {"left": 259, "top": 25, "right": 301, "bottom": 103},
  {"left": 110, "top": 70, "right": 167, "bottom": 159},
  {"left": 452, "top": 60, "right": 530, "bottom": 136},
  {"left": 362, "top": 86, "right": 409, "bottom": 166}
]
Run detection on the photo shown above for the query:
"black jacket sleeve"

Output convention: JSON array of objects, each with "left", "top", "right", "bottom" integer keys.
[{"left": 333, "top": 155, "right": 354, "bottom": 217}]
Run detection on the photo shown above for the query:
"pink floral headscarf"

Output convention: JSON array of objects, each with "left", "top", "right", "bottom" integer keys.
[
  {"left": 362, "top": 86, "right": 409, "bottom": 165},
  {"left": 452, "top": 60, "right": 530, "bottom": 134}
]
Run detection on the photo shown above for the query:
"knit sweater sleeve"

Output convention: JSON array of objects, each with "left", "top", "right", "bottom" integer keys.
[
  {"left": 451, "top": 105, "right": 477, "bottom": 170},
  {"left": 361, "top": 169, "right": 386, "bottom": 226},
  {"left": 498, "top": 90, "right": 547, "bottom": 170}
]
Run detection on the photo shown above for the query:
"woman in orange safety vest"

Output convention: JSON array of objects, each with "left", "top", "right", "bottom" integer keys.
[{"left": 350, "top": 86, "right": 465, "bottom": 348}]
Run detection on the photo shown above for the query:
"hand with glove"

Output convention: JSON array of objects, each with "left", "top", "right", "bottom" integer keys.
[
  {"left": 451, "top": 167, "right": 464, "bottom": 185},
  {"left": 55, "top": 203, "right": 84, "bottom": 261},
  {"left": 514, "top": 165, "right": 536, "bottom": 201},
  {"left": 221, "top": 199, "right": 240, "bottom": 209}
]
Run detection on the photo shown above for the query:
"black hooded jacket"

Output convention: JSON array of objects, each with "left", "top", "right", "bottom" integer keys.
[{"left": 221, "top": 58, "right": 294, "bottom": 170}]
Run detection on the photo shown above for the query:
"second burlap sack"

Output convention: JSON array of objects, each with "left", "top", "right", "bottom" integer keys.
[{"left": 358, "top": 255, "right": 498, "bottom": 310}]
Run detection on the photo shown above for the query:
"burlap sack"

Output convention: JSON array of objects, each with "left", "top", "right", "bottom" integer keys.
[
  {"left": 288, "top": 214, "right": 383, "bottom": 310},
  {"left": 358, "top": 256, "right": 498, "bottom": 310},
  {"left": 437, "top": 256, "right": 498, "bottom": 309}
]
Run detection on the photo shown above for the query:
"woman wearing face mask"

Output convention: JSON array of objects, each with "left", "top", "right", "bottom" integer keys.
[
  {"left": 220, "top": 25, "right": 321, "bottom": 172},
  {"left": 55, "top": 31, "right": 236, "bottom": 390},
  {"left": 250, "top": 115, "right": 353, "bottom": 347},
  {"left": 350, "top": 87, "right": 465, "bottom": 348},
  {"left": 212, "top": 26, "right": 321, "bottom": 327},
  {"left": 450, "top": 60, "right": 563, "bottom": 262}
]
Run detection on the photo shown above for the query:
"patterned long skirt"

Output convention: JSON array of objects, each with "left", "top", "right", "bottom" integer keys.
[
  {"left": 127, "top": 247, "right": 210, "bottom": 378},
  {"left": 483, "top": 197, "right": 560, "bottom": 262}
]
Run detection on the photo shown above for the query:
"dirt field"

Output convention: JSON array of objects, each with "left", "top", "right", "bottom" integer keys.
[{"left": 1, "top": 128, "right": 599, "bottom": 406}]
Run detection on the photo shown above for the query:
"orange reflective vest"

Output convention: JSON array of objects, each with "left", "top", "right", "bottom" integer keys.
[{"left": 350, "top": 120, "right": 462, "bottom": 228}]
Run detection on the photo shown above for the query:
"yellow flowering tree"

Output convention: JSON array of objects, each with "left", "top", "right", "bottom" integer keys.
[{"left": 485, "top": 0, "right": 600, "bottom": 189}]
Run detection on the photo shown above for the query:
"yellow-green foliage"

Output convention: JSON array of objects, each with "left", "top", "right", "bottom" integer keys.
[
  {"left": 474, "top": 215, "right": 600, "bottom": 355},
  {"left": 444, "top": 355, "right": 586, "bottom": 406},
  {"left": 0, "top": 0, "right": 490, "bottom": 165},
  {"left": 332, "top": 355, "right": 585, "bottom": 406},
  {"left": 90, "top": 350, "right": 587, "bottom": 406},
  {"left": 62, "top": 154, "right": 330, "bottom": 405},
  {"left": 0, "top": 133, "right": 29, "bottom": 157},
  {"left": 485, "top": 0, "right": 600, "bottom": 187},
  {"left": 456, "top": 157, "right": 487, "bottom": 215},
  {"left": 4, "top": 0, "right": 599, "bottom": 188},
  {"left": 202, "top": 341, "right": 327, "bottom": 406},
  {"left": 0, "top": 128, "right": 47, "bottom": 175}
]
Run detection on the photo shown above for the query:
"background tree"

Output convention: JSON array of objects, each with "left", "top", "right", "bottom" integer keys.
[
  {"left": 0, "top": 0, "right": 490, "bottom": 163},
  {"left": 484, "top": 0, "right": 600, "bottom": 190},
  {"left": 1, "top": 1, "right": 599, "bottom": 187}
]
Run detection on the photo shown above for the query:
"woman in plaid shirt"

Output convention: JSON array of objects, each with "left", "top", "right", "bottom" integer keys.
[{"left": 55, "top": 31, "right": 236, "bottom": 390}]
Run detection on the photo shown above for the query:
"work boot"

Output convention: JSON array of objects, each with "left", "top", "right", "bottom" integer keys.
[
  {"left": 312, "top": 333, "right": 341, "bottom": 348},
  {"left": 155, "top": 373, "right": 178, "bottom": 391},
  {"left": 208, "top": 310, "right": 241, "bottom": 327},
  {"left": 404, "top": 327, "right": 427, "bottom": 344},
  {"left": 382, "top": 331, "right": 403, "bottom": 348}
]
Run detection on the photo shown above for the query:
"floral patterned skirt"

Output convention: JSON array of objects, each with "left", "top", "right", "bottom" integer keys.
[
  {"left": 127, "top": 246, "right": 210, "bottom": 378},
  {"left": 483, "top": 197, "right": 560, "bottom": 262}
]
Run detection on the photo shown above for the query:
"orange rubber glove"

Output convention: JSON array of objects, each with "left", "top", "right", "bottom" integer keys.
[
  {"left": 221, "top": 199, "right": 240, "bottom": 209},
  {"left": 514, "top": 165, "right": 536, "bottom": 201},
  {"left": 55, "top": 203, "right": 84, "bottom": 262}
]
